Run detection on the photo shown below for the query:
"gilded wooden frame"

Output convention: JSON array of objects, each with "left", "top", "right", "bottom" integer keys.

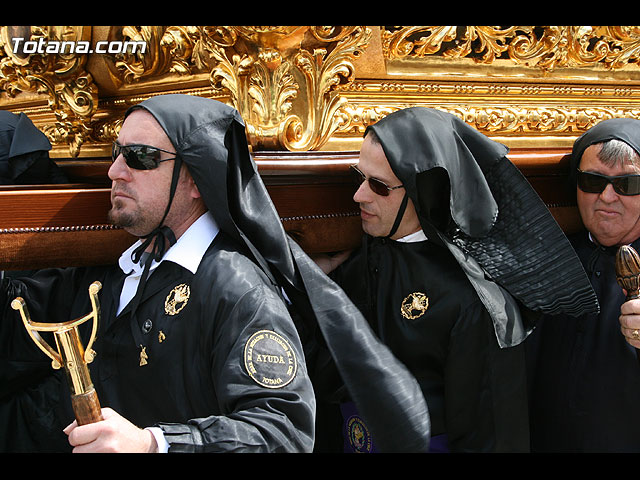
[{"left": 1, "top": 26, "right": 640, "bottom": 158}]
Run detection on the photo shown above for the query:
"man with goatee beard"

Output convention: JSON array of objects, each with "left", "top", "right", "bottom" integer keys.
[{"left": 0, "top": 95, "right": 431, "bottom": 453}]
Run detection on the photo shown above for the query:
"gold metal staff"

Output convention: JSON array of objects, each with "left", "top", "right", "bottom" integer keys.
[
  {"left": 11, "top": 281, "right": 104, "bottom": 425},
  {"left": 615, "top": 245, "right": 640, "bottom": 363}
]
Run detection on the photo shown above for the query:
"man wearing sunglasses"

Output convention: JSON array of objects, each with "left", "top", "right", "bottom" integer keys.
[
  {"left": 0, "top": 96, "right": 314, "bottom": 453},
  {"left": 0, "top": 95, "right": 432, "bottom": 454},
  {"left": 527, "top": 117, "right": 640, "bottom": 452},
  {"left": 322, "top": 107, "right": 598, "bottom": 452}
]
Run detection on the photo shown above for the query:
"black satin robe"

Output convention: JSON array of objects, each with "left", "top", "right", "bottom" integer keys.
[
  {"left": 332, "top": 236, "right": 530, "bottom": 452},
  {"left": 0, "top": 232, "right": 315, "bottom": 452},
  {"left": 527, "top": 232, "right": 640, "bottom": 452}
]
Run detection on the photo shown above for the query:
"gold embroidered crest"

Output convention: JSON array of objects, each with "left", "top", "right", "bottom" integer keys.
[
  {"left": 165, "top": 284, "right": 190, "bottom": 316},
  {"left": 400, "top": 292, "right": 429, "bottom": 320},
  {"left": 244, "top": 330, "right": 297, "bottom": 389}
]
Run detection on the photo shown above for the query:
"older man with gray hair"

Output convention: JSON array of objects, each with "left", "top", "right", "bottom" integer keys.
[{"left": 527, "top": 117, "right": 640, "bottom": 452}]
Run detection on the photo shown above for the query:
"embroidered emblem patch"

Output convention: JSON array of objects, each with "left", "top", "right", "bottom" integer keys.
[
  {"left": 165, "top": 284, "right": 190, "bottom": 316},
  {"left": 244, "top": 330, "right": 297, "bottom": 389},
  {"left": 400, "top": 291, "right": 429, "bottom": 319},
  {"left": 346, "top": 415, "right": 373, "bottom": 453}
]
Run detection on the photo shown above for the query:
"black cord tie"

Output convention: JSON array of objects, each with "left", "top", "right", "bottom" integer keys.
[
  {"left": 131, "top": 225, "right": 177, "bottom": 265},
  {"left": 130, "top": 156, "right": 183, "bottom": 266},
  {"left": 386, "top": 192, "right": 409, "bottom": 239},
  {"left": 125, "top": 156, "right": 183, "bottom": 364}
]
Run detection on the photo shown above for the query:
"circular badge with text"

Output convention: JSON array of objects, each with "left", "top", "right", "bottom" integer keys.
[
  {"left": 346, "top": 415, "right": 373, "bottom": 453},
  {"left": 244, "top": 330, "right": 297, "bottom": 389}
]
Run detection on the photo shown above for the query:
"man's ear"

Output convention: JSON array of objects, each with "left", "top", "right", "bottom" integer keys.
[
  {"left": 190, "top": 178, "right": 202, "bottom": 199},
  {"left": 182, "top": 166, "right": 202, "bottom": 199}
]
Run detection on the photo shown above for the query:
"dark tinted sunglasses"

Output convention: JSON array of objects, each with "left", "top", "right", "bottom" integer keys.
[
  {"left": 112, "top": 141, "right": 178, "bottom": 170},
  {"left": 577, "top": 169, "right": 640, "bottom": 196},
  {"left": 350, "top": 164, "right": 404, "bottom": 197}
]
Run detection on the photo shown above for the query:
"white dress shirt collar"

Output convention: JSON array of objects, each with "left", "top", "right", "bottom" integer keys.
[
  {"left": 116, "top": 211, "right": 219, "bottom": 316},
  {"left": 119, "top": 211, "right": 219, "bottom": 276},
  {"left": 395, "top": 229, "right": 428, "bottom": 243}
]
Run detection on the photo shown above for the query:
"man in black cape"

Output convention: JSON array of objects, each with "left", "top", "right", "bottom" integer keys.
[
  {"left": 0, "top": 94, "right": 429, "bottom": 452},
  {"left": 527, "top": 117, "right": 640, "bottom": 452},
  {"left": 327, "top": 107, "right": 599, "bottom": 452}
]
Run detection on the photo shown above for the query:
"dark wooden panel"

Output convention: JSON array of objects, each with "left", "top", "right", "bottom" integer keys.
[
  {"left": 0, "top": 229, "right": 135, "bottom": 270},
  {"left": 0, "top": 148, "right": 584, "bottom": 270},
  {"left": 0, "top": 187, "right": 112, "bottom": 228}
]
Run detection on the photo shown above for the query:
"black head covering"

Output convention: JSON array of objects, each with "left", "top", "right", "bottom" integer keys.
[
  {"left": 0, "top": 110, "right": 67, "bottom": 185},
  {"left": 125, "top": 94, "right": 431, "bottom": 452},
  {"left": 366, "top": 107, "right": 599, "bottom": 347},
  {"left": 569, "top": 117, "right": 640, "bottom": 195}
]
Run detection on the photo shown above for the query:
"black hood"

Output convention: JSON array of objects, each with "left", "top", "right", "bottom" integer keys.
[
  {"left": 0, "top": 111, "right": 51, "bottom": 159},
  {"left": 126, "top": 94, "right": 432, "bottom": 452},
  {"left": 569, "top": 117, "right": 640, "bottom": 197},
  {"left": 367, "top": 107, "right": 599, "bottom": 346},
  {"left": 126, "top": 94, "right": 294, "bottom": 280},
  {"left": 368, "top": 107, "right": 502, "bottom": 238},
  {"left": 0, "top": 110, "right": 67, "bottom": 185}
]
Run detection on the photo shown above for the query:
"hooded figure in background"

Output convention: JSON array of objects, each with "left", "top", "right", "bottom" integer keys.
[
  {"left": 527, "top": 117, "right": 640, "bottom": 452},
  {"left": 0, "top": 94, "right": 430, "bottom": 453},
  {"left": 0, "top": 111, "right": 68, "bottom": 185},
  {"left": 330, "top": 107, "right": 598, "bottom": 452}
]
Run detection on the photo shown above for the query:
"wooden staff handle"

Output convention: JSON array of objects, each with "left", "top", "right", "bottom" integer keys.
[
  {"left": 72, "top": 388, "right": 103, "bottom": 425},
  {"left": 615, "top": 245, "right": 640, "bottom": 363}
]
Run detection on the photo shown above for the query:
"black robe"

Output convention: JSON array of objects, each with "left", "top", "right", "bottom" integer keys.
[
  {"left": 332, "top": 235, "right": 530, "bottom": 452},
  {"left": 527, "top": 231, "right": 640, "bottom": 452},
  {"left": 0, "top": 232, "right": 315, "bottom": 452}
]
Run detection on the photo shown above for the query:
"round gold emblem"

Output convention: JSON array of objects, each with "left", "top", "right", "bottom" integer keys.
[
  {"left": 244, "top": 330, "right": 297, "bottom": 389},
  {"left": 346, "top": 415, "right": 373, "bottom": 453},
  {"left": 165, "top": 283, "right": 190, "bottom": 316},
  {"left": 400, "top": 292, "right": 429, "bottom": 320}
]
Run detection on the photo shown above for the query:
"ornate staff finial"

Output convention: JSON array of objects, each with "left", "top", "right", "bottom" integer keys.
[
  {"left": 615, "top": 245, "right": 640, "bottom": 363},
  {"left": 11, "top": 281, "right": 104, "bottom": 425},
  {"left": 616, "top": 245, "right": 640, "bottom": 300}
]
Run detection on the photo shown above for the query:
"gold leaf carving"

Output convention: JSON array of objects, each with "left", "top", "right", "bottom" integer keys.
[
  {"left": 105, "top": 26, "right": 202, "bottom": 84},
  {"left": 335, "top": 102, "right": 640, "bottom": 138},
  {"left": 196, "top": 25, "right": 371, "bottom": 151},
  {"left": 3, "top": 26, "right": 640, "bottom": 154},
  {"left": 383, "top": 26, "right": 640, "bottom": 72},
  {"left": 0, "top": 26, "right": 98, "bottom": 156}
]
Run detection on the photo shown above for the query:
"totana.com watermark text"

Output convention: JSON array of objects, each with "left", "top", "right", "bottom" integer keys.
[{"left": 11, "top": 37, "right": 146, "bottom": 55}]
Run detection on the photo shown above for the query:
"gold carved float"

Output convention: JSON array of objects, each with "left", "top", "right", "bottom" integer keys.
[
  {"left": 2, "top": 26, "right": 640, "bottom": 159},
  {"left": 1, "top": 26, "right": 640, "bottom": 268}
]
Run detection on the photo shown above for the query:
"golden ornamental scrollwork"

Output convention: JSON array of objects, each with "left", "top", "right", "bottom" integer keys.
[
  {"left": 4, "top": 26, "right": 640, "bottom": 155},
  {"left": 334, "top": 102, "right": 640, "bottom": 138},
  {"left": 194, "top": 26, "right": 371, "bottom": 151},
  {"left": 382, "top": 26, "right": 640, "bottom": 73},
  {"left": 0, "top": 26, "right": 98, "bottom": 156},
  {"left": 383, "top": 26, "right": 517, "bottom": 63},
  {"left": 104, "top": 26, "right": 203, "bottom": 85}
]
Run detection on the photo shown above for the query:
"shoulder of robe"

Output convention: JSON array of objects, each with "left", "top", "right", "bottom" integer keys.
[{"left": 195, "top": 242, "right": 281, "bottom": 298}]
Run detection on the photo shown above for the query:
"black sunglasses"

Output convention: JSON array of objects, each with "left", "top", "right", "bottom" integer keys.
[
  {"left": 577, "top": 169, "right": 640, "bottom": 196},
  {"left": 350, "top": 164, "right": 404, "bottom": 197},
  {"left": 112, "top": 141, "right": 178, "bottom": 170}
]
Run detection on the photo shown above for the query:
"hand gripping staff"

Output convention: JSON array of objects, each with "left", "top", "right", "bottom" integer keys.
[
  {"left": 615, "top": 245, "right": 640, "bottom": 364},
  {"left": 11, "top": 281, "right": 104, "bottom": 425}
]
